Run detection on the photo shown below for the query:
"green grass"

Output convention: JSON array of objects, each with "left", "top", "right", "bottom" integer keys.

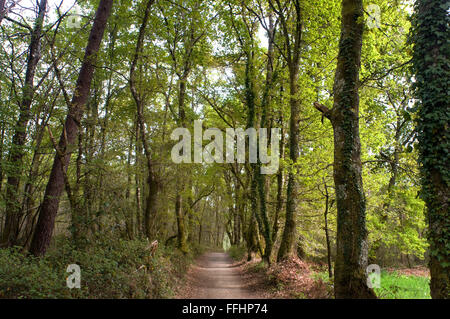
[
  {"left": 374, "top": 271, "right": 430, "bottom": 299},
  {"left": 312, "top": 270, "right": 430, "bottom": 299}
]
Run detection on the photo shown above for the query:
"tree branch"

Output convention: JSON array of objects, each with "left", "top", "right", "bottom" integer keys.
[{"left": 313, "top": 101, "right": 332, "bottom": 122}]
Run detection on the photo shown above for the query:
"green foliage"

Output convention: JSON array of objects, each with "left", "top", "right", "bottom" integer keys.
[
  {"left": 227, "top": 245, "right": 247, "bottom": 261},
  {"left": 367, "top": 186, "right": 428, "bottom": 261},
  {"left": 0, "top": 238, "right": 198, "bottom": 299},
  {"left": 0, "top": 0, "right": 441, "bottom": 299},
  {"left": 0, "top": 247, "right": 71, "bottom": 299}
]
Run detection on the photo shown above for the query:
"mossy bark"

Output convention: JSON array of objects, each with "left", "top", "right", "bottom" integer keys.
[
  {"left": 314, "top": 0, "right": 376, "bottom": 298},
  {"left": 412, "top": 0, "right": 449, "bottom": 299},
  {"left": 332, "top": 0, "right": 375, "bottom": 299},
  {"left": 256, "top": 15, "right": 275, "bottom": 264},
  {"left": 277, "top": 69, "right": 300, "bottom": 261},
  {"left": 129, "top": 0, "right": 158, "bottom": 241},
  {"left": 274, "top": 0, "right": 302, "bottom": 262},
  {"left": 175, "top": 194, "right": 188, "bottom": 254}
]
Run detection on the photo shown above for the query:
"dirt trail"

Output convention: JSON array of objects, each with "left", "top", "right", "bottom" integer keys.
[{"left": 177, "top": 252, "right": 256, "bottom": 299}]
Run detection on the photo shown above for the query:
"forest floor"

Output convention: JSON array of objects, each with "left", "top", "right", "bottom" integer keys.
[
  {"left": 175, "top": 251, "right": 430, "bottom": 299},
  {"left": 175, "top": 251, "right": 330, "bottom": 299},
  {"left": 175, "top": 252, "right": 259, "bottom": 299}
]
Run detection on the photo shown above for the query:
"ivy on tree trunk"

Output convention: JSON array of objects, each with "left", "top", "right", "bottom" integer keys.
[
  {"left": 412, "top": 0, "right": 449, "bottom": 299},
  {"left": 314, "top": 0, "right": 376, "bottom": 299}
]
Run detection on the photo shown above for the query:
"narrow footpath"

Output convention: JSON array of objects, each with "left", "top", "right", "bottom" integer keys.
[{"left": 176, "top": 252, "right": 257, "bottom": 299}]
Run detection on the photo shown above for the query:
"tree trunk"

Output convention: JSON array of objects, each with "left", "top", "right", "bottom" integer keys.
[
  {"left": 314, "top": 0, "right": 376, "bottom": 298},
  {"left": 256, "top": 14, "right": 275, "bottom": 265},
  {"left": 29, "top": 0, "right": 113, "bottom": 256},
  {"left": 2, "top": 0, "right": 47, "bottom": 247},
  {"left": 412, "top": 0, "right": 449, "bottom": 299},
  {"left": 246, "top": 212, "right": 258, "bottom": 261},
  {"left": 129, "top": 0, "right": 158, "bottom": 240},
  {"left": 0, "top": 0, "right": 7, "bottom": 25},
  {"left": 277, "top": 68, "right": 301, "bottom": 261},
  {"left": 323, "top": 182, "right": 333, "bottom": 279},
  {"left": 244, "top": 52, "right": 267, "bottom": 261},
  {"left": 272, "top": 113, "right": 284, "bottom": 242},
  {"left": 173, "top": 55, "right": 192, "bottom": 253},
  {"left": 125, "top": 131, "right": 134, "bottom": 239},
  {"left": 135, "top": 121, "right": 142, "bottom": 237},
  {"left": 274, "top": 0, "right": 302, "bottom": 262},
  {"left": 21, "top": 104, "right": 54, "bottom": 247},
  {"left": 175, "top": 193, "right": 188, "bottom": 253}
]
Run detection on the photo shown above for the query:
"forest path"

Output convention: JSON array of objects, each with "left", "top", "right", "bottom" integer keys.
[{"left": 176, "top": 252, "right": 256, "bottom": 299}]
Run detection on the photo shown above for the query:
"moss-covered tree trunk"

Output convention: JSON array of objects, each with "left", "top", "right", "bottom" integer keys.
[
  {"left": 256, "top": 14, "right": 275, "bottom": 264},
  {"left": 175, "top": 193, "right": 188, "bottom": 253},
  {"left": 412, "top": 0, "right": 449, "bottom": 299},
  {"left": 271, "top": 0, "right": 303, "bottom": 262},
  {"left": 277, "top": 69, "right": 300, "bottom": 261},
  {"left": 129, "top": 0, "right": 158, "bottom": 240},
  {"left": 314, "top": 0, "right": 376, "bottom": 298},
  {"left": 245, "top": 51, "right": 263, "bottom": 261}
]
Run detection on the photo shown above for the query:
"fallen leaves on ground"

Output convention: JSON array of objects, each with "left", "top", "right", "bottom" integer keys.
[{"left": 239, "top": 256, "right": 331, "bottom": 299}]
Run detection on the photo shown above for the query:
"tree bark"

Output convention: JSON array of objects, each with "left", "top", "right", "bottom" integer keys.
[
  {"left": 0, "top": 0, "right": 7, "bottom": 25},
  {"left": 125, "top": 131, "right": 134, "bottom": 239},
  {"left": 255, "top": 14, "right": 276, "bottom": 265},
  {"left": 272, "top": 113, "right": 284, "bottom": 242},
  {"left": 314, "top": 0, "right": 376, "bottom": 298},
  {"left": 21, "top": 99, "right": 55, "bottom": 247},
  {"left": 129, "top": 0, "right": 158, "bottom": 240},
  {"left": 175, "top": 193, "right": 188, "bottom": 253},
  {"left": 29, "top": 0, "right": 113, "bottom": 256},
  {"left": 267, "top": 0, "right": 303, "bottom": 262},
  {"left": 323, "top": 181, "right": 333, "bottom": 279},
  {"left": 412, "top": 0, "right": 449, "bottom": 299},
  {"left": 135, "top": 121, "right": 142, "bottom": 236},
  {"left": 2, "top": 0, "right": 47, "bottom": 247}
]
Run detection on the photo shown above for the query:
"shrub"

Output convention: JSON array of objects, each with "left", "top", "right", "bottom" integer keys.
[
  {"left": 0, "top": 237, "right": 199, "bottom": 299},
  {"left": 227, "top": 245, "right": 246, "bottom": 261}
]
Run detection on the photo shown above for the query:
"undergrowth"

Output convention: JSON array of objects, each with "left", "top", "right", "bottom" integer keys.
[
  {"left": 227, "top": 245, "right": 247, "bottom": 261},
  {"left": 0, "top": 236, "right": 202, "bottom": 299}
]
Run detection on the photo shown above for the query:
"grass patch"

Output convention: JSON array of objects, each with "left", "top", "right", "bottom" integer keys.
[
  {"left": 311, "top": 270, "right": 430, "bottom": 299},
  {"left": 374, "top": 271, "right": 430, "bottom": 299}
]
